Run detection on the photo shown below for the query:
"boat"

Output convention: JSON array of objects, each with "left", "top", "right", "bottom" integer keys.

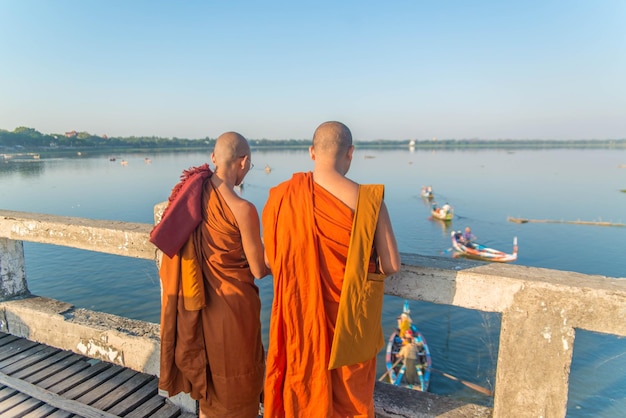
[
  {"left": 421, "top": 186, "right": 433, "bottom": 200},
  {"left": 431, "top": 202, "right": 453, "bottom": 221},
  {"left": 451, "top": 231, "right": 518, "bottom": 263},
  {"left": 382, "top": 301, "right": 432, "bottom": 391}
]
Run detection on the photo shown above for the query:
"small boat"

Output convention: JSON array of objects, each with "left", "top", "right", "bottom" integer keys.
[
  {"left": 382, "top": 301, "right": 432, "bottom": 391},
  {"left": 431, "top": 202, "right": 453, "bottom": 221},
  {"left": 421, "top": 186, "right": 433, "bottom": 200},
  {"left": 451, "top": 231, "right": 518, "bottom": 263}
]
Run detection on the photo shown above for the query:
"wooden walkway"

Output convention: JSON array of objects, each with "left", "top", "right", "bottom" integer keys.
[{"left": 0, "top": 332, "right": 194, "bottom": 418}]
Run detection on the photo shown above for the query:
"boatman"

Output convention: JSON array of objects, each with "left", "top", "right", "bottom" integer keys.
[
  {"left": 151, "top": 132, "right": 269, "bottom": 418},
  {"left": 462, "top": 226, "right": 475, "bottom": 243},
  {"left": 397, "top": 336, "right": 421, "bottom": 387},
  {"left": 262, "top": 121, "right": 401, "bottom": 417}
]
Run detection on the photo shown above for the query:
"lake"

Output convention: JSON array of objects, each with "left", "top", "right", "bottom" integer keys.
[{"left": 2, "top": 146, "right": 625, "bottom": 416}]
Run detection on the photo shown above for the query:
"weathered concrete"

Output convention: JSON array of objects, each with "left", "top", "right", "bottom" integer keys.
[
  {"left": 374, "top": 382, "right": 492, "bottom": 417},
  {"left": 0, "top": 237, "right": 29, "bottom": 299},
  {"left": 0, "top": 210, "right": 155, "bottom": 260},
  {"left": 0, "top": 295, "right": 161, "bottom": 375},
  {"left": 1, "top": 209, "right": 625, "bottom": 417}
]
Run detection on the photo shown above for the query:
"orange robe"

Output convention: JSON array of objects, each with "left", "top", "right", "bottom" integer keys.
[
  {"left": 159, "top": 178, "right": 264, "bottom": 418},
  {"left": 262, "top": 172, "right": 378, "bottom": 418}
]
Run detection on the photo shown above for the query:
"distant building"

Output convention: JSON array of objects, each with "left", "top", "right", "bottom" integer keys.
[{"left": 65, "top": 130, "right": 77, "bottom": 138}]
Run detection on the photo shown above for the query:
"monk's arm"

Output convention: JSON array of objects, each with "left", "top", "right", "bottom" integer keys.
[
  {"left": 239, "top": 201, "right": 271, "bottom": 279},
  {"left": 374, "top": 201, "right": 401, "bottom": 275}
]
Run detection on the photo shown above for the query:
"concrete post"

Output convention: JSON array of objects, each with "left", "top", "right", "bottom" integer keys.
[
  {"left": 0, "top": 238, "right": 30, "bottom": 301},
  {"left": 493, "top": 287, "right": 575, "bottom": 417}
]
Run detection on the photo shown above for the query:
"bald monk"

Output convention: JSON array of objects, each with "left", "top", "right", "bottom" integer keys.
[
  {"left": 262, "top": 121, "right": 401, "bottom": 417},
  {"left": 155, "top": 132, "right": 268, "bottom": 418}
]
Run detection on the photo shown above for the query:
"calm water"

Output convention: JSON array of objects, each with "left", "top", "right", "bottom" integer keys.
[{"left": 2, "top": 147, "right": 625, "bottom": 416}]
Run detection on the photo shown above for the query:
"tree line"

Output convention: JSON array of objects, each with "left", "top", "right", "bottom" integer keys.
[{"left": 1, "top": 126, "right": 624, "bottom": 151}]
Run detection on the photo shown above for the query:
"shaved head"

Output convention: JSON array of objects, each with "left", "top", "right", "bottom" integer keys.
[
  {"left": 312, "top": 121, "right": 353, "bottom": 155},
  {"left": 213, "top": 131, "right": 250, "bottom": 165}
]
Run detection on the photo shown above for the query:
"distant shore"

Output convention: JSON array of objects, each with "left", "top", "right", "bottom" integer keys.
[{"left": 2, "top": 126, "right": 626, "bottom": 156}]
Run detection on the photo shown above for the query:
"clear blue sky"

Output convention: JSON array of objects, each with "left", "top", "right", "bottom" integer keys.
[{"left": 1, "top": 1, "right": 625, "bottom": 140}]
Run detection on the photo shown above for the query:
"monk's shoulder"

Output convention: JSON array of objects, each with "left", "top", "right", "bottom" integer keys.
[
  {"left": 318, "top": 176, "right": 359, "bottom": 210},
  {"left": 230, "top": 197, "right": 259, "bottom": 225}
]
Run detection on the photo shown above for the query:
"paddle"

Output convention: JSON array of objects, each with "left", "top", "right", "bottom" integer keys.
[
  {"left": 378, "top": 358, "right": 403, "bottom": 382},
  {"left": 431, "top": 368, "right": 493, "bottom": 396}
]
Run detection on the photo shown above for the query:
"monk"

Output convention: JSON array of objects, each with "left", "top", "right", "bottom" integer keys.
[
  {"left": 262, "top": 121, "right": 401, "bottom": 417},
  {"left": 154, "top": 132, "right": 268, "bottom": 418}
]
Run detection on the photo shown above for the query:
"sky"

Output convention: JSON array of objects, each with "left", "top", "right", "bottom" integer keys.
[{"left": 1, "top": 1, "right": 625, "bottom": 141}]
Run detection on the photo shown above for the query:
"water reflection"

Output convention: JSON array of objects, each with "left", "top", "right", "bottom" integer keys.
[{"left": 0, "top": 159, "right": 45, "bottom": 176}]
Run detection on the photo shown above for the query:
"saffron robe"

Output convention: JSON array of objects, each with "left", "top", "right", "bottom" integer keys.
[
  {"left": 262, "top": 172, "right": 385, "bottom": 418},
  {"left": 159, "top": 178, "right": 264, "bottom": 418}
]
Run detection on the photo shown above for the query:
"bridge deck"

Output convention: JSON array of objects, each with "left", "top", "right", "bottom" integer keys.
[{"left": 0, "top": 332, "right": 194, "bottom": 418}]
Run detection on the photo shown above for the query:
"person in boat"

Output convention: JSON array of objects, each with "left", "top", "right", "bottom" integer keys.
[
  {"left": 397, "top": 312, "right": 412, "bottom": 338},
  {"left": 462, "top": 227, "right": 475, "bottom": 243},
  {"left": 397, "top": 336, "right": 421, "bottom": 386},
  {"left": 262, "top": 121, "right": 401, "bottom": 417},
  {"left": 153, "top": 132, "right": 269, "bottom": 418},
  {"left": 441, "top": 203, "right": 451, "bottom": 215}
]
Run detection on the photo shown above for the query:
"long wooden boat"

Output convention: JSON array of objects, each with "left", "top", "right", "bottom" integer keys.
[
  {"left": 451, "top": 231, "right": 518, "bottom": 262},
  {"left": 383, "top": 301, "right": 432, "bottom": 391}
]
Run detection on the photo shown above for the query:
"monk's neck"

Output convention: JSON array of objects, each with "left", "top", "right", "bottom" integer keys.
[{"left": 210, "top": 173, "right": 237, "bottom": 191}]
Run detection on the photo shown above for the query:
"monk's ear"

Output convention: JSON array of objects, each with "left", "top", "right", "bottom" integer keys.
[
  {"left": 211, "top": 152, "right": 217, "bottom": 165},
  {"left": 309, "top": 145, "right": 315, "bottom": 160},
  {"left": 346, "top": 144, "right": 355, "bottom": 161},
  {"left": 239, "top": 155, "right": 248, "bottom": 170}
]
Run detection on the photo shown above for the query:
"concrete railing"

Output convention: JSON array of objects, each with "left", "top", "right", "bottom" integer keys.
[{"left": 1, "top": 209, "right": 625, "bottom": 417}]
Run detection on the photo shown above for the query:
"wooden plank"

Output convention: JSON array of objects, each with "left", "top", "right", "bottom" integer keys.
[
  {"left": 123, "top": 395, "right": 166, "bottom": 418},
  {"left": 0, "top": 394, "right": 43, "bottom": 415},
  {"left": 0, "top": 336, "right": 38, "bottom": 353},
  {"left": 0, "top": 339, "right": 40, "bottom": 362},
  {"left": 106, "top": 378, "right": 158, "bottom": 416},
  {"left": 74, "top": 368, "right": 137, "bottom": 405},
  {"left": 148, "top": 401, "right": 185, "bottom": 418},
  {"left": 0, "top": 343, "right": 48, "bottom": 368},
  {"left": 13, "top": 350, "right": 77, "bottom": 381},
  {"left": 0, "top": 391, "right": 30, "bottom": 414},
  {"left": 0, "top": 371, "right": 120, "bottom": 418},
  {"left": 0, "top": 386, "right": 18, "bottom": 402},
  {"left": 1, "top": 345, "right": 60, "bottom": 375},
  {"left": 58, "top": 363, "right": 124, "bottom": 399},
  {"left": 0, "top": 334, "right": 20, "bottom": 347},
  {"left": 36, "top": 361, "right": 97, "bottom": 391},
  {"left": 91, "top": 372, "right": 154, "bottom": 411},
  {"left": 41, "top": 409, "right": 74, "bottom": 418},
  {"left": 44, "top": 361, "right": 115, "bottom": 394},
  {"left": 21, "top": 402, "right": 59, "bottom": 418}
]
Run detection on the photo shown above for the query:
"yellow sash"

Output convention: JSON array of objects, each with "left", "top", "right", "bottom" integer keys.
[{"left": 328, "top": 184, "right": 386, "bottom": 369}]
